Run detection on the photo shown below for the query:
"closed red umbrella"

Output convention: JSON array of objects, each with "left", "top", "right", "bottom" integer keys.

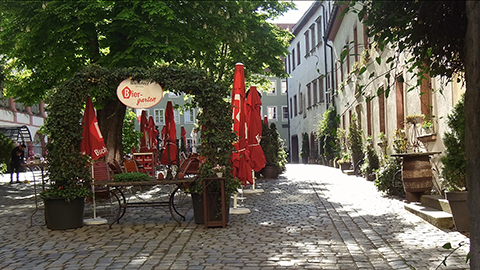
[
  {"left": 140, "top": 110, "right": 149, "bottom": 152},
  {"left": 246, "top": 86, "right": 266, "bottom": 172},
  {"left": 81, "top": 96, "right": 108, "bottom": 225},
  {"left": 148, "top": 116, "right": 158, "bottom": 151},
  {"left": 81, "top": 96, "right": 107, "bottom": 160},
  {"left": 160, "top": 101, "right": 178, "bottom": 165},
  {"left": 231, "top": 63, "right": 253, "bottom": 185}
]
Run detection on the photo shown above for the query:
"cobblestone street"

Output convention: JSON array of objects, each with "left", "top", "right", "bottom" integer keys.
[{"left": 0, "top": 164, "right": 470, "bottom": 269}]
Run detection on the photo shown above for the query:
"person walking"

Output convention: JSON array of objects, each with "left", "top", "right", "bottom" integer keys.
[{"left": 10, "top": 144, "right": 26, "bottom": 183}]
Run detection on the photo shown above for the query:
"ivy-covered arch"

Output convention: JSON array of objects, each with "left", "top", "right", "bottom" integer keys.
[{"left": 44, "top": 64, "right": 238, "bottom": 199}]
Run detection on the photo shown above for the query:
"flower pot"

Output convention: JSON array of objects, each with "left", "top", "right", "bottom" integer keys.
[
  {"left": 216, "top": 172, "right": 223, "bottom": 178},
  {"left": 445, "top": 191, "right": 470, "bottom": 232},
  {"left": 44, "top": 197, "right": 85, "bottom": 230},
  {"left": 191, "top": 192, "right": 229, "bottom": 225},
  {"left": 261, "top": 165, "right": 278, "bottom": 179},
  {"left": 339, "top": 162, "right": 351, "bottom": 172}
]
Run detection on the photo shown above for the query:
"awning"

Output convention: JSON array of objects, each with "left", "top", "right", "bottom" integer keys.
[{"left": 0, "top": 125, "right": 32, "bottom": 144}]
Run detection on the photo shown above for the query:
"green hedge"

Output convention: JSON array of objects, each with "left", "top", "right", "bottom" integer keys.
[{"left": 113, "top": 172, "right": 151, "bottom": 182}]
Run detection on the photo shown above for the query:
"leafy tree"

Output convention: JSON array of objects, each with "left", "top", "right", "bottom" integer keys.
[
  {"left": 0, "top": 0, "right": 294, "bottom": 162},
  {"left": 122, "top": 108, "right": 142, "bottom": 155},
  {"left": 0, "top": 133, "right": 14, "bottom": 174},
  {"left": 343, "top": 1, "right": 480, "bottom": 266}
]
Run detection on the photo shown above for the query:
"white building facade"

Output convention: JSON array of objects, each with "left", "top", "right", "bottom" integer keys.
[{"left": 285, "top": 1, "right": 335, "bottom": 163}]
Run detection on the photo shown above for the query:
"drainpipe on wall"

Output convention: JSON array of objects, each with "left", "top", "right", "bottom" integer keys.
[
  {"left": 321, "top": 2, "right": 336, "bottom": 108},
  {"left": 286, "top": 76, "right": 292, "bottom": 163}
]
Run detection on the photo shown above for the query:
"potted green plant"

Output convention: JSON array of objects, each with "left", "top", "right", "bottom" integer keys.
[
  {"left": 441, "top": 95, "right": 469, "bottom": 232},
  {"left": 185, "top": 89, "right": 240, "bottom": 226},
  {"left": 41, "top": 85, "right": 92, "bottom": 230},
  {"left": 374, "top": 131, "right": 404, "bottom": 197},
  {"left": 337, "top": 152, "right": 352, "bottom": 172},
  {"left": 260, "top": 123, "right": 287, "bottom": 178},
  {"left": 348, "top": 114, "right": 364, "bottom": 174},
  {"left": 319, "top": 107, "right": 339, "bottom": 166},
  {"left": 362, "top": 136, "right": 380, "bottom": 181},
  {"left": 301, "top": 133, "right": 310, "bottom": 164}
]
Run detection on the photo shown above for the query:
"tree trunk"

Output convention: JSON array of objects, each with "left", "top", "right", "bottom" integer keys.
[
  {"left": 465, "top": 1, "right": 480, "bottom": 267},
  {"left": 96, "top": 98, "right": 126, "bottom": 163}
]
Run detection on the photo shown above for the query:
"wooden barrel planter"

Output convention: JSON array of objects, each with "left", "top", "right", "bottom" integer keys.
[{"left": 392, "top": 152, "right": 439, "bottom": 202}]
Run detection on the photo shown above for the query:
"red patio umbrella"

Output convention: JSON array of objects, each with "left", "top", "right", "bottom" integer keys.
[
  {"left": 246, "top": 86, "right": 266, "bottom": 172},
  {"left": 231, "top": 63, "right": 253, "bottom": 185},
  {"left": 148, "top": 116, "right": 158, "bottom": 151},
  {"left": 160, "top": 101, "right": 178, "bottom": 165},
  {"left": 140, "top": 110, "right": 149, "bottom": 152},
  {"left": 81, "top": 96, "right": 107, "bottom": 160},
  {"left": 81, "top": 96, "right": 109, "bottom": 225}
]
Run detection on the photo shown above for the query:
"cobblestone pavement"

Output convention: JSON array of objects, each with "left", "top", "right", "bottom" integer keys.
[{"left": 0, "top": 164, "right": 470, "bottom": 269}]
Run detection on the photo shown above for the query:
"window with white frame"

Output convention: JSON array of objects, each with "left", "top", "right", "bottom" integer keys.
[
  {"left": 304, "top": 31, "right": 310, "bottom": 56},
  {"left": 154, "top": 109, "right": 165, "bottom": 124},
  {"left": 184, "top": 108, "right": 195, "bottom": 123},
  {"left": 267, "top": 80, "right": 276, "bottom": 95},
  {"left": 310, "top": 24, "right": 316, "bottom": 51},
  {"left": 282, "top": 106, "right": 288, "bottom": 122},
  {"left": 281, "top": 80, "right": 287, "bottom": 95},
  {"left": 267, "top": 106, "right": 277, "bottom": 121},
  {"left": 316, "top": 16, "right": 323, "bottom": 46},
  {"left": 297, "top": 42, "right": 301, "bottom": 65},
  {"left": 173, "top": 109, "right": 181, "bottom": 124}
]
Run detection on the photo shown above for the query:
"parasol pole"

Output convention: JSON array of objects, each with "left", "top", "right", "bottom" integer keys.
[
  {"left": 84, "top": 163, "right": 108, "bottom": 225},
  {"left": 243, "top": 170, "right": 264, "bottom": 194}
]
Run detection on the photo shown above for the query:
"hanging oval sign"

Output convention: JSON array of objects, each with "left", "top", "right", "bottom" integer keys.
[{"left": 116, "top": 79, "right": 163, "bottom": 109}]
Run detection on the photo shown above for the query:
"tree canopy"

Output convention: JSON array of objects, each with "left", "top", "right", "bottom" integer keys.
[
  {"left": 0, "top": 0, "right": 294, "bottom": 105},
  {"left": 343, "top": 0, "right": 466, "bottom": 93}
]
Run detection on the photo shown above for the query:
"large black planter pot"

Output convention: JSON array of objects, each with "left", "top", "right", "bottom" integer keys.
[
  {"left": 261, "top": 165, "right": 278, "bottom": 179},
  {"left": 191, "top": 193, "right": 229, "bottom": 225},
  {"left": 44, "top": 197, "right": 85, "bottom": 230},
  {"left": 445, "top": 191, "right": 470, "bottom": 233}
]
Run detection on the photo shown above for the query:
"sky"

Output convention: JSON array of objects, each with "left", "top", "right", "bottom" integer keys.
[{"left": 269, "top": 1, "right": 316, "bottom": 24}]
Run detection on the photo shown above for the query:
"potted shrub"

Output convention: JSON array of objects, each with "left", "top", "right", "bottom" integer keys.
[
  {"left": 337, "top": 152, "right": 352, "bottom": 172},
  {"left": 319, "top": 107, "right": 339, "bottom": 166},
  {"left": 348, "top": 114, "right": 364, "bottom": 174},
  {"left": 362, "top": 136, "right": 380, "bottom": 181},
  {"left": 301, "top": 133, "right": 310, "bottom": 164},
  {"left": 184, "top": 90, "right": 240, "bottom": 226},
  {"left": 260, "top": 123, "right": 287, "bottom": 178},
  {"left": 374, "top": 130, "right": 405, "bottom": 197},
  {"left": 40, "top": 86, "right": 92, "bottom": 230},
  {"left": 441, "top": 95, "right": 469, "bottom": 232}
]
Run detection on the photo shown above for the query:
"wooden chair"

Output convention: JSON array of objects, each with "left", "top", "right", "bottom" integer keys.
[
  {"left": 108, "top": 160, "right": 124, "bottom": 175},
  {"left": 124, "top": 160, "right": 139, "bottom": 173}
]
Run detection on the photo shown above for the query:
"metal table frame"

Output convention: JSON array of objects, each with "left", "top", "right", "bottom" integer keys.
[{"left": 92, "top": 179, "right": 195, "bottom": 228}]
